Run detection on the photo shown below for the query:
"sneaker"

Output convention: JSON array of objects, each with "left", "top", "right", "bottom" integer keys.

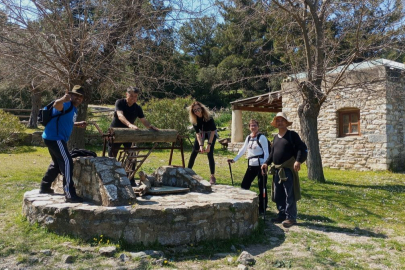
[
  {"left": 65, "top": 195, "right": 84, "bottom": 203},
  {"left": 209, "top": 176, "right": 216, "bottom": 185},
  {"left": 282, "top": 219, "right": 296, "bottom": 228},
  {"left": 39, "top": 187, "right": 54, "bottom": 194},
  {"left": 270, "top": 216, "right": 285, "bottom": 223}
]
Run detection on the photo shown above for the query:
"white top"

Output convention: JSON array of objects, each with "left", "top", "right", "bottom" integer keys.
[{"left": 233, "top": 134, "right": 270, "bottom": 166}]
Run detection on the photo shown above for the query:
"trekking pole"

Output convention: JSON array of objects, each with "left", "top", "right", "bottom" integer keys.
[
  {"left": 262, "top": 168, "right": 267, "bottom": 223},
  {"left": 228, "top": 161, "right": 234, "bottom": 186}
]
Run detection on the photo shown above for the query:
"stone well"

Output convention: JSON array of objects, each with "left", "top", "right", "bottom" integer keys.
[{"left": 23, "top": 158, "right": 259, "bottom": 246}]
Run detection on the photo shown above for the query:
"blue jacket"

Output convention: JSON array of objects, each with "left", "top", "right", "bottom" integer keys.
[{"left": 42, "top": 102, "right": 77, "bottom": 142}]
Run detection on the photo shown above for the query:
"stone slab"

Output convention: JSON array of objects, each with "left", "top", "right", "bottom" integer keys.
[{"left": 146, "top": 186, "right": 190, "bottom": 195}]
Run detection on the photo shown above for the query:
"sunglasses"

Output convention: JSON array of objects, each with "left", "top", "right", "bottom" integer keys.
[{"left": 193, "top": 108, "right": 202, "bottom": 113}]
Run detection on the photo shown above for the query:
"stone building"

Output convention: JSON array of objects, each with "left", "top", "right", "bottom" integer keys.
[{"left": 229, "top": 59, "right": 405, "bottom": 171}]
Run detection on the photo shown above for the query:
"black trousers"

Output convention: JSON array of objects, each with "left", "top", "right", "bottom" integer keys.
[
  {"left": 108, "top": 142, "right": 132, "bottom": 158},
  {"left": 241, "top": 165, "right": 268, "bottom": 212},
  {"left": 40, "top": 139, "right": 77, "bottom": 198},
  {"left": 187, "top": 136, "right": 216, "bottom": 174},
  {"left": 273, "top": 168, "right": 297, "bottom": 220}
]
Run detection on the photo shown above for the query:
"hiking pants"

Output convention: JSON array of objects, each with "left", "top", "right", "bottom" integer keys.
[
  {"left": 40, "top": 139, "right": 77, "bottom": 198},
  {"left": 188, "top": 136, "right": 216, "bottom": 174},
  {"left": 273, "top": 168, "right": 297, "bottom": 220},
  {"left": 241, "top": 165, "right": 268, "bottom": 212}
]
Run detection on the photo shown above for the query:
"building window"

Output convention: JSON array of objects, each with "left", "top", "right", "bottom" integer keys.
[{"left": 338, "top": 109, "right": 360, "bottom": 137}]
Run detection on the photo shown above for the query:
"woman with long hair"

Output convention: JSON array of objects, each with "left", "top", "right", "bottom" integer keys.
[{"left": 187, "top": 101, "right": 218, "bottom": 185}]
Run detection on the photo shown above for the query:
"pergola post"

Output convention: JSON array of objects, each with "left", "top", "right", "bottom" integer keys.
[{"left": 231, "top": 109, "right": 243, "bottom": 143}]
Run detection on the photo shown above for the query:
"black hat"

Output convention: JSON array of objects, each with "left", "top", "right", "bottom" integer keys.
[{"left": 68, "top": 85, "right": 85, "bottom": 96}]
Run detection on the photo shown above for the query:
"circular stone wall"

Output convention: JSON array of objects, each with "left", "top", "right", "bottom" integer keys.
[{"left": 23, "top": 185, "right": 259, "bottom": 246}]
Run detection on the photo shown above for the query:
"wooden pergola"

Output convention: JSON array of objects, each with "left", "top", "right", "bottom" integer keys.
[{"left": 229, "top": 91, "right": 283, "bottom": 143}]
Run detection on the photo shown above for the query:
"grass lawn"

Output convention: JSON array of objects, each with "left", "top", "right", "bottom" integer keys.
[{"left": 1, "top": 143, "right": 405, "bottom": 269}]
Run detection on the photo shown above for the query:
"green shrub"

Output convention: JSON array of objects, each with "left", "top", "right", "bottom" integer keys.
[
  {"left": 213, "top": 108, "right": 232, "bottom": 128},
  {"left": 242, "top": 111, "right": 276, "bottom": 139},
  {"left": 0, "top": 110, "right": 26, "bottom": 149},
  {"left": 138, "top": 97, "right": 194, "bottom": 137}
]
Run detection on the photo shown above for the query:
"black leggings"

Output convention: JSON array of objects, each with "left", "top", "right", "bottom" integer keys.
[
  {"left": 187, "top": 136, "right": 216, "bottom": 174},
  {"left": 241, "top": 165, "right": 268, "bottom": 211}
]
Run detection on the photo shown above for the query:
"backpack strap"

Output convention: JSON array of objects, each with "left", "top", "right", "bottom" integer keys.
[
  {"left": 256, "top": 133, "right": 263, "bottom": 149},
  {"left": 247, "top": 134, "right": 265, "bottom": 161}
]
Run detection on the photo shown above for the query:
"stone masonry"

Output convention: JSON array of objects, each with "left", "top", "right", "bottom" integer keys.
[
  {"left": 23, "top": 185, "right": 259, "bottom": 246},
  {"left": 282, "top": 61, "right": 405, "bottom": 171},
  {"left": 154, "top": 166, "right": 212, "bottom": 193},
  {"left": 52, "top": 157, "right": 137, "bottom": 206},
  {"left": 24, "top": 157, "right": 259, "bottom": 246}
]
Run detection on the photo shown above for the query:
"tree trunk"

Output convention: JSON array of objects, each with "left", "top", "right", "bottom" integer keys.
[
  {"left": 110, "top": 128, "right": 178, "bottom": 143},
  {"left": 298, "top": 83, "right": 325, "bottom": 183},
  {"left": 28, "top": 89, "right": 42, "bottom": 128}
]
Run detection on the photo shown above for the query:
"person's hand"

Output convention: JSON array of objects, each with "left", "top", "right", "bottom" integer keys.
[
  {"left": 128, "top": 123, "right": 139, "bottom": 130},
  {"left": 204, "top": 145, "right": 211, "bottom": 153},
  {"left": 61, "top": 94, "right": 71, "bottom": 103},
  {"left": 199, "top": 145, "right": 204, "bottom": 153},
  {"left": 75, "top": 121, "right": 87, "bottom": 128},
  {"left": 149, "top": 125, "right": 159, "bottom": 131},
  {"left": 227, "top": 159, "right": 234, "bottom": 163},
  {"left": 261, "top": 164, "right": 268, "bottom": 175},
  {"left": 294, "top": 161, "right": 301, "bottom": 172}
]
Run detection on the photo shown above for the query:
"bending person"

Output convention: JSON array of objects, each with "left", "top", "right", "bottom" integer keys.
[
  {"left": 187, "top": 101, "right": 218, "bottom": 185},
  {"left": 108, "top": 86, "right": 159, "bottom": 158},
  {"left": 228, "top": 119, "right": 269, "bottom": 214}
]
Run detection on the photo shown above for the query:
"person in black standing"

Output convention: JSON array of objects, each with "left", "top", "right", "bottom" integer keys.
[
  {"left": 187, "top": 101, "right": 218, "bottom": 185},
  {"left": 227, "top": 119, "right": 269, "bottom": 214},
  {"left": 39, "top": 85, "right": 87, "bottom": 203},
  {"left": 108, "top": 86, "right": 159, "bottom": 158},
  {"left": 261, "top": 112, "right": 307, "bottom": 228}
]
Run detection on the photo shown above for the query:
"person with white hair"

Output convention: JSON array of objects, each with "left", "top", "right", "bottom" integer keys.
[{"left": 261, "top": 112, "right": 307, "bottom": 228}]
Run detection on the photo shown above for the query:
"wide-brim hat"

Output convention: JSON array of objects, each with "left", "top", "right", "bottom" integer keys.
[
  {"left": 271, "top": 112, "right": 293, "bottom": 127},
  {"left": 68, "top": 85, "right": 85, "bottom": 96}
]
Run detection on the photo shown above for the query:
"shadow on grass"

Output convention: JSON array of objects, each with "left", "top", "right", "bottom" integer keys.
[
  {"left": 298, "top": 214, "right": 387, "bottom": 239},
  {"left": 0, "top": 145, "right": 39, "bottom": 154},
  {"left": 324, "top": 180, "right": 405, "bottom": 193}
]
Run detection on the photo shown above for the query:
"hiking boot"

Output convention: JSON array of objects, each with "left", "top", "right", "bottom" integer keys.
[
  {"left": 65, "top": 194, "right": 84, "bottom": 203},
  {"left": 270, "top": 216, "right": 285, "bottom": 224},
  {"left": 282, "top": 219, "right": 296, "bottom": 228},
  {"left": 39, "top": 187, "right": 54, "bottom": 194},
  {"left": 209, "top": 176, "right": 216, "bottom": 185}
]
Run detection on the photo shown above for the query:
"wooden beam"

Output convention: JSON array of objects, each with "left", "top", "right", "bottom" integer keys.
[
  {"left": 231, "top": 105, "right": 282, "bottom": 112},
  {"left": 110, "top": 128, "right": 178, "bottom": 143}
]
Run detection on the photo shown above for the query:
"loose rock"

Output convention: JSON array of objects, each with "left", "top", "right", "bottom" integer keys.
[
  {"left": 237, "top": 251, "right": 255, "bottom": 266},
  {"left": 99, "top": 246, "right": 117, "bottom": 257}
]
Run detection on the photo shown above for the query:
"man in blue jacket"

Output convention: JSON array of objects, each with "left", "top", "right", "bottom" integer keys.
[{"left": 39, "top": 85, "right": 87, "bottom": 203}]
